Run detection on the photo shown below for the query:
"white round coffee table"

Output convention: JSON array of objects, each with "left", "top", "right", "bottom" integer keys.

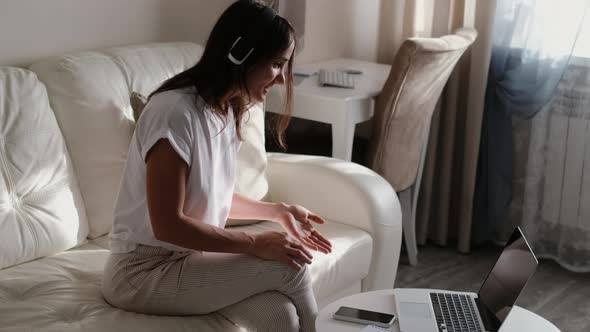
[{"left": 316, "top": 289, "right": 560, "bottom": 332}]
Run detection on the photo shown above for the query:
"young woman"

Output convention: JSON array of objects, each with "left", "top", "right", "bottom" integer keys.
[{"left": 101, "top": 1, "right": 332, "bottom": 331}]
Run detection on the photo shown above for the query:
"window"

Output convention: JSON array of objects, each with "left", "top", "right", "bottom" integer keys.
[{"left": 573, "top": 12, "right": 590, "bottom": 58}]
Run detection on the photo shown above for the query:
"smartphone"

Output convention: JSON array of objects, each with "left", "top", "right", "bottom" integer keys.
[{"left": 332, "top": 306, "right": 396, "bottom": 328}]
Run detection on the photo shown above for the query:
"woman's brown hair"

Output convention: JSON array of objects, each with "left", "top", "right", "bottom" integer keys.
[{"left": 150, "top": 0, "right": 296, "bottom": 148}]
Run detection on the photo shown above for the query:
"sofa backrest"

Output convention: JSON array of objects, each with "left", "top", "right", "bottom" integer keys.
[
  {"left": 0, "top": 67, "right": 89, "bottom": 269},
  {"left": 29, "top": 42, "right": 269, "bottom": 238}
]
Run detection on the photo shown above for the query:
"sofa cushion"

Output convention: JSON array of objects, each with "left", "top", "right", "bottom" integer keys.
[
  {"left": 0, "top": 220, "right": 371, "bottom": 330},
  {"left": 0, "top": 67, "right": 89, "bottom": 269},
  {"left": 236, "top": 220, "right": 373, "bottom": 300},
  {"left": 0, "top": 236, "right": 239, "bottom": 332},
  {"left": 30, "top": 42, "right": 271, "bottom": 237},
  {"left": 29, "top": 43, "right": 203, "bottom": 239}
]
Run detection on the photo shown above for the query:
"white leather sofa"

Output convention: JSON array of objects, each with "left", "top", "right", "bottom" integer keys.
[{"left": 0, "top": 42, "right": 402, "bottom": 331}]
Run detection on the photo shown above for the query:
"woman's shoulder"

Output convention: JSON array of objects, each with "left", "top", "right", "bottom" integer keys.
[
  {"left": 141, "top": 88, "right": 203, "bottom": 120},
  {"left": 148, "top": 87, "right": 199, "bottom": 110},
  {"left": 139, "top": 87, "right": 231, "bottom": 135}
]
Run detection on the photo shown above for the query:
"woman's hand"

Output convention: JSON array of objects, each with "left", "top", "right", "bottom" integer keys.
[
  {"left": 274, "top": 203, "right": 333, "bottom": 254},
  {"left": 250, "top": 231, "right": 313, "bottom": 270}
]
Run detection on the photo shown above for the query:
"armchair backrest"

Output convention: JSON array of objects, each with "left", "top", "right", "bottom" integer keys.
[{"left": 367, "top": 28, "right": 477, "bottom": 191}]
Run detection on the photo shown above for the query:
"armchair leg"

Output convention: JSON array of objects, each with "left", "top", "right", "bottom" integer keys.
[{"left": 399, "top": 190, "right": 418, "bottom": 266}]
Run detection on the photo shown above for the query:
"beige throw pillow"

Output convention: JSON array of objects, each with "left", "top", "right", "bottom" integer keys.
[
  {"left": 130, "top": 91, "right": 147, "bottom": 121},
  {"left": 129, "top": 92, "right": 268, "bottom": 227}
]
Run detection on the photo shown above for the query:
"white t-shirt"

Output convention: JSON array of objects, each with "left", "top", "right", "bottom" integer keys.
[{"left": 109, "top": 88, "right": 240, "bottom": 253}]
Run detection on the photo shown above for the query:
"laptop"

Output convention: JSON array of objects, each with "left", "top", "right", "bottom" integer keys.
[{"left": 394, "top": 227, "right": 538, "bottom": 332}]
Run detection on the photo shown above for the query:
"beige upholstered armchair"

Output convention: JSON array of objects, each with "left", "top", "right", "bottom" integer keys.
[{"left": 366, "top": 28, "right": 477, "bottom": 265}]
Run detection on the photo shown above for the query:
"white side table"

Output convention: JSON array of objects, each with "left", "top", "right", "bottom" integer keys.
[
  {"left": 265, "top": 58, "right": 391, "bottom": 161},
  {"left": 316, "top": 289, "right": 560, "bottom": 332}
]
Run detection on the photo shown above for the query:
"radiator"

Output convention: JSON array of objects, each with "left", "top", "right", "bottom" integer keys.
[{"left": 530, "top": 63, "right": 590, "bottom": 229}]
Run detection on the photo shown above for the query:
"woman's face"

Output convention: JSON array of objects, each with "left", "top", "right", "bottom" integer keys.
[{"left": 246, "top": 41, "right": 295, "bottom": 103}]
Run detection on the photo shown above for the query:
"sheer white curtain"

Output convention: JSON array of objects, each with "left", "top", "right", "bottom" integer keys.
[
  {"left": 519, "top": 63, "right": 590, "bottom": 272},
  {"left": 503, "top": 0, "right": 590, "bottom": 272}
]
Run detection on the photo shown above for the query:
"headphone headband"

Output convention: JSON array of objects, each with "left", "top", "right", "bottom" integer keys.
[{"left": 228, "top": 6, "right": 278, "bottom": 65}]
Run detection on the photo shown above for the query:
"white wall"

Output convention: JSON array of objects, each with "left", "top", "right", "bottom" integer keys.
[
  {"left": 159, "top": 0, "right": 233, "bottom": 46},
  {"left": 0, "top": 0, "right": 381, "bottom": 67},
  {"left": 297, "top": 0, "right": 380, "bottom": 64},
  {"left": 0, "top": 0, "right": 233, "bottom": 67},
  {"left": 1, "top": 0, "right": 156, "bottom": 66}
]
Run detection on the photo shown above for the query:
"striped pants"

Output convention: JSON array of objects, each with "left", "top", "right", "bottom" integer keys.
[{"left": 101, "top": 245, "right": 318, "bottom": 332}]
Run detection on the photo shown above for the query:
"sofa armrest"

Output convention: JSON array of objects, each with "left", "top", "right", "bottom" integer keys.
[{"left": 266, "top": 153, "right": 402, "bottom": 291}]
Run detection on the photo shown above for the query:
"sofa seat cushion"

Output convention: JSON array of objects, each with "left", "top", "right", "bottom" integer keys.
[
  {"left": 0, "top": 237, "right": 239, "bottom": 332},
  {"left": 234, "top": 220, "right": 373, "bottom": 301},
  {"left": 0, "top": 221, "right": 371, "bottom": 330}
]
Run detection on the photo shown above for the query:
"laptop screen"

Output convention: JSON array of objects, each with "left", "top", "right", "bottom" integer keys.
[{"left": 477, "top": 227, "right": 538, "bottom": 330}]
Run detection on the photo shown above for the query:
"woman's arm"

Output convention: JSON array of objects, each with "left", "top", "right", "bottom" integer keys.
[
  {"left": 229, "top": 193, "right": 284, "bottom": 221},
  {"left": 230, "top": 193, "right": 333, "bottom": 254},
  {"left": 145, "top": 138, "right": 312, "bottom": 269}
]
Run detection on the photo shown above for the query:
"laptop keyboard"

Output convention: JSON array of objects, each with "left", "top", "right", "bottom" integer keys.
[{"left": 430, "top": 293, "right": 482, "bottom": 332}]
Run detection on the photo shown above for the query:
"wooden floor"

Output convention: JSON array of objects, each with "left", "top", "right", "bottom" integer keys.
[{"left": 395, "top": 243, "right": 590, "bottom": 332}]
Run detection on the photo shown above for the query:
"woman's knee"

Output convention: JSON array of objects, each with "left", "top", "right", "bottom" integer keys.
[
  {"left": 262, "top": 292, "right": 300, "bottom": 331},
  {"left": 280, "top": 263, "right": 313, "bottom": 291},
  {"left": 220, "top": 291, "right": 300, "bottom": 332}
]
